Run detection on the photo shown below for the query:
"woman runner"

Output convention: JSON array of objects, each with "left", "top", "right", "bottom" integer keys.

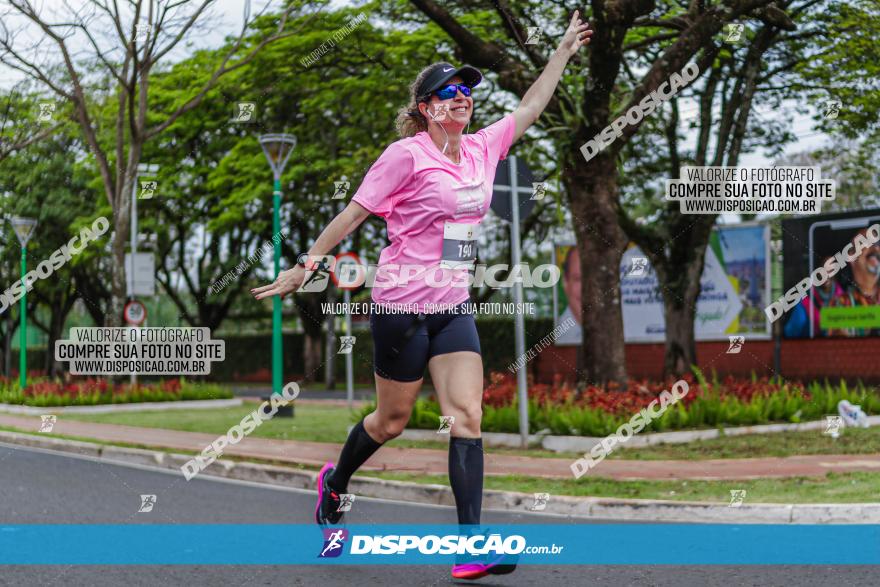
[{"left": 251, "top": 11, "right": 592, "bottom": 580}]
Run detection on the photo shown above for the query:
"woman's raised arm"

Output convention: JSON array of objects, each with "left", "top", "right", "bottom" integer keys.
[
  {"left": 251, "top": 201, "right": 371, "bottom": 300},
  {"left": 512, "top": 11, "right": 593, "bottom": 142}
]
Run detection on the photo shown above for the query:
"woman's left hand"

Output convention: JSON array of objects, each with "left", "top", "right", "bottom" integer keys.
[{"left": 558, "top": 10, "right": 593, "bottom": 57}]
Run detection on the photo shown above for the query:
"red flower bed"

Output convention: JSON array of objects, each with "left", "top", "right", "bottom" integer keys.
[
  {"left": 26, "top": 378, "right": 112, "bottom": 400},
  {"left": 483, "top": 371, "right": 806, "bottom": 416},
  {"left": 22, "top": 378, "right": 183, "bottom": 401}
]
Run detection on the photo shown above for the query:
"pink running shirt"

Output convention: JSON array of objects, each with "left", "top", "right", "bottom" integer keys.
[{"left": 352, "top": 114, "right": 516, "bottom": 313}]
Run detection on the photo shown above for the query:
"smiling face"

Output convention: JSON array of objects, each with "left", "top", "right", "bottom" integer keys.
[
  {"left": 852, "top": 228, "right": 880, "bottom": 277},
  {"left": 420, "top": 76, "right": 472, "bottom": 129}
]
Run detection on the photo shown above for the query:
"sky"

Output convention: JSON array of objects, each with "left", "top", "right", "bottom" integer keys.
[
  {"left": 0, "top": 0, "right": 834, "bottom": 170},
  {"left": 0, "top": 0, "right": 253, "bottom": 88}
]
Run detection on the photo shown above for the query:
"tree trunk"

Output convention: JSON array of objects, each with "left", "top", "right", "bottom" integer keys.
[
  {"left": 72, "top": 270, "right": 108, "bottom": 327},
  {"left": 661, "top": 286, "right": 700, "bottom": 377},
  {"left": 304, "top": 334, "right": 322, "bottom": 383},
  {"left": 3, "top": 311, "right": 12, "bottom": 378},
  {"left": 651, "top": 216, "right": 714, "bottom": 378},
  {"left": 45, "top": 309, "right": 66, "bottom": 379},
  {"left": 295, "top": 293, "right": 327, "bottom": 384},
  {"left": 108, "top": 195, "right": 129, "bottom": 328},
  {"left": 109, "top": 167, "right": 141, "bottom": 329},
  {"left": 568, "top": 155, "right": 629, "bottom": 387},
  {"left": 324, "top": 288, "right": 336, "bottom": 390}
]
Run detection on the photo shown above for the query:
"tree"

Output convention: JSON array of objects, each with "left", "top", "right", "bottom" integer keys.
[
  {"left": 135, "top": 7, "right": 428, "bottom": 380},
  {"left": 619, "top": 8, "right": 791, "bottom": 375},
  {"left": 774, "top": 137, "right": 880, "bottom": 212},
  {"left": 0, "top": 0, "right": 307, "bottom": 326},
  {"left": 0, "top": 82, "right": 62, "bottom": 161},
  {"left": 402, "top": 0, "right": 783, "bottom": 385},
  {"left": 618, "top": 0, "right": 880, "bottom": 376},
  {"left": 0, "top": 104, "right": 101, "bottom": 377}
]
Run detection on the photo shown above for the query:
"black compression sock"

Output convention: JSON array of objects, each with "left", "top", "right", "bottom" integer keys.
[
  {"left": 328, "top": 419, "right": 383, "bottom": 492},
  {"left": 448, "top": 436, "right": 484, "bottom": 525}
]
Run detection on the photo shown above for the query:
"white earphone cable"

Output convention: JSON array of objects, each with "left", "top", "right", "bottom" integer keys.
[{"left": 427, "top": 105, "right": 450, "bottom": 154}]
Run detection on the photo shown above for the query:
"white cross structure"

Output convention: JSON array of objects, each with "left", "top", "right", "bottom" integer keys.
[{"left": 491, "top": 155, "right": 536, "bottom": 448}]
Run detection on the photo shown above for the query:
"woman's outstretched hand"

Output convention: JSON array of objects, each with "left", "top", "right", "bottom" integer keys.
[
  {"left": 558, "top": 10, "right": 593, "bottom": 57},
  {"left": 251, "top": 265, "right": 306, "bottom": 300}
]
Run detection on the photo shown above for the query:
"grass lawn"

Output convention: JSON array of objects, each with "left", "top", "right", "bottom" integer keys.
[
  {"left": 5, "top": 421, "right": 880, "bottom": 503},
  {"left": 63, "top": 404, "right": 575, "bottom": 459},
  {"left": 606, "top": 426, "right": 880, "bottom": 460},
  {"left": 63, "top": 403, "right": 880, "bottom": 461},
  {"left": 65, "top": 404, "right": 356, "bottom": 445},
  {"left": 357, "top": 470, "right": 880, "bottom": 504}
]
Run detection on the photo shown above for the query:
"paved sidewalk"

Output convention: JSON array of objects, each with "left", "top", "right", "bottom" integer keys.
[{"left": 3, "top": 413, "right": 880, "bottom": 481}]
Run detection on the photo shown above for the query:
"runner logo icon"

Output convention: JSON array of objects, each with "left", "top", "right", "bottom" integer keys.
[
  {"left": 138, "top": 494, "right": 156, "bottom": 513},
  {"left": 628, "top": 257, "right": 648, "bottom": 276},
  {"left": 529, "top": 492, "right": 550, "bottom": 511},
  {"left": 319, "top": 528, "right": 348, "bottom": 558},
  {"left": 337, "top": 494, "right": 355, "bottom": 512},
  {"left": 39, "top": 415, "right": 57, "bottom": 433},
  {"left": 726, "top": 335, "right": 744, "bottom": 354},
  {"left": 332, "top": 181, "right": 350, "bottom": 200},
  {"left": 824, "top": 100, "right": 841, "bottom": 120},
  {"left": 525, "top": 27, "right": 541, "bottom": 44}
]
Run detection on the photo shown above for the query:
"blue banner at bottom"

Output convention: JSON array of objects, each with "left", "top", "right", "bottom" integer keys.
[{"left": 1, "top": 524, "right": 878, "bottom": 564}]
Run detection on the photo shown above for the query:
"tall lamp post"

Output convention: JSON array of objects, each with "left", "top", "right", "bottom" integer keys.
[
  {"left": 9, "top": 216, "right": 37, "bottom": 389},
  {"left": 258, "top": 134, "right": 296, "bottom": 396}
]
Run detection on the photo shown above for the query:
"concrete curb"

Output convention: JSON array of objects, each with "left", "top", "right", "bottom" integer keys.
[
  {"left": 2, "top": 429, "right": 878, "bottom": 524},
  {"left": 0, "top": 398, "right": 242, "bottom": 415},
  {"left": 400, "top": 416, "right": 880, "bottom": 451}
]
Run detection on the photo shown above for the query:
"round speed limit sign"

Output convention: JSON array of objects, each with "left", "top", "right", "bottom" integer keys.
[
  {"left": 331, "top": 252, "right": 366, "bottom": 291},
  {"left": 123, "top": 300, "right": 147, "bottom": 326}
]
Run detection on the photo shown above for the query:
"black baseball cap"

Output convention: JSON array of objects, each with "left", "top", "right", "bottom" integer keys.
[{"left": 416, "top": 62, "right": 482, "bottom": 100}]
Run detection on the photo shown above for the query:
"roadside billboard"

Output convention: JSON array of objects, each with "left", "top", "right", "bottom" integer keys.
[
  {"left": 554, "top": 223, "right": 770, "bottom": 344},
  {"left": 782, "top": 209, "right": 880, "bottom": 338}
]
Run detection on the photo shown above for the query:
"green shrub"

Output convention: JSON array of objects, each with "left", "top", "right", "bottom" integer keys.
[{"left": 352, "top": 374, "right": 880, "bottom": 437}]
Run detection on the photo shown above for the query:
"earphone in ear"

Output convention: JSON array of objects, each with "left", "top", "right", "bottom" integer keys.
[
  {"left": 425, "top": 103, "right": 450, "bottom": 153},
  {"left": 429, "top": 103, "right": 449, "bottom": 122}
]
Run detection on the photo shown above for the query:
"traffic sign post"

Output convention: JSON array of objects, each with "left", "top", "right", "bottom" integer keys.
[
  {"left": 491, "top": 155, "right": 539, "bottom": 448},
  {"left": 490, "top": 157, "right": 539, "bottom": 222},
  {"left": 130, "top": 164, "right": 158, "bottom": 299},
  {"left": 334, "top": 252, "right": 363, "bottom": 411},
  {"left": 124, "top": 253, "right": 156, "bottom": 297},
  {"left": 130, "top": 164, "right": 158, "bottom": 389},
  {"left": 124, "top": 299, "right": 146, "bottom": 389},
  {"left": 124, "top": 300, "right": 147, "bottom": 326}
]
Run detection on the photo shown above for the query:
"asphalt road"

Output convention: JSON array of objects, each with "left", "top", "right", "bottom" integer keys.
[{"left": 0, "top": 443, "right": 875, "bottom": 587}]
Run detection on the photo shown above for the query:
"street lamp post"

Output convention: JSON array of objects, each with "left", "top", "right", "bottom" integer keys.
[
  {"left": 258, "top": 134, "right": 296, "bottom": 396},
  {"left": 9, "top": 216, "right": 37, "bottom": 389}
]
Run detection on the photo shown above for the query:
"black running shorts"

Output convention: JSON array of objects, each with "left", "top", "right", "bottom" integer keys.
[{"left": 370, "top": 303, "right": 481, "bottom": 382}]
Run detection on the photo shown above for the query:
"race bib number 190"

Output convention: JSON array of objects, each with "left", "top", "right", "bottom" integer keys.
[{"left": 440, "top": 222, "right": 480, "bottom": 269}]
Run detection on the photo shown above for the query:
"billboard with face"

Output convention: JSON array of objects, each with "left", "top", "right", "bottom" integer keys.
[
  {"left": 782, "top": 210, "right": 880, "bottom": 338},
  {"left": 554, "top": 224, "right": 770, "bottom": 344}
]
